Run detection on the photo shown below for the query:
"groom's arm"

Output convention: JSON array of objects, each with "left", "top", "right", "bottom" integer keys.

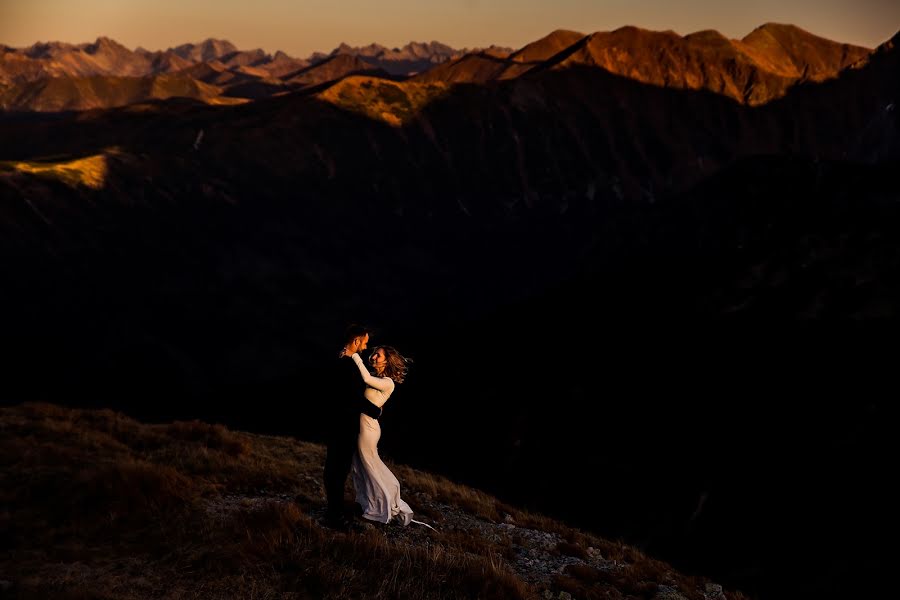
[
  {"left": 339, "top": 356, "right": 383, "bottom": 419},
  {"left": 357, "top": 397, "right": 383, "bottom": 419}
]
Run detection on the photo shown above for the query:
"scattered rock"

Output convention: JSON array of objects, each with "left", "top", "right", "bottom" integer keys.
[
  {"left": 203, "top": 491, "right": 619, "bottom": 591},
  {"left": 655, "top": 584, "right": 690, "bottom": 600}
]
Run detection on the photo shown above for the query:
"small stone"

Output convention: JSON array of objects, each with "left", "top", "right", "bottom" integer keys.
[
  {"left": 654, "top": 584, "right": 690, "bottom": 600},
  {"left": 559, "top": 592, "right": 573, "bottom": 600},
  {"left": 543, "top": 590, "right": 554, "bottom": 600}
]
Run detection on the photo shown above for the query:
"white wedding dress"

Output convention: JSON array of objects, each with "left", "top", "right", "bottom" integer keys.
[{"left": 349, "top": 353, "right": 414, "bottom": 525}]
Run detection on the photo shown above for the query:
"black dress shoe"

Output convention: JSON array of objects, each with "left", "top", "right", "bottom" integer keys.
[{"left": 323, "top": 513, "right": 351, "bottom": 532}]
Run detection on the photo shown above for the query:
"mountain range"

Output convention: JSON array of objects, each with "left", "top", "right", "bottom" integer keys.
[
  {"left": 0, "top": 23, "right": 874, "bottom": 111},
  {"left": 0, "top": 36, "right": 512, "bottom": 110}
]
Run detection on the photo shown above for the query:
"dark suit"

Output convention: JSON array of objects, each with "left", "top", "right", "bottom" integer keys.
[{"left": 323, "top": 354, "right": 382, "bottom": 517}]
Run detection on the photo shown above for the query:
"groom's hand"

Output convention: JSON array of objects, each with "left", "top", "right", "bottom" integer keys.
[{"left": 360, "top": 400, "right": 382, "bottom": 420}]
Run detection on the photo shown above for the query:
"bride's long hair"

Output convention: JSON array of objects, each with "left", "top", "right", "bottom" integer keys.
[{"left": 370, "top": 345, "right": 411, "bottom": 384}]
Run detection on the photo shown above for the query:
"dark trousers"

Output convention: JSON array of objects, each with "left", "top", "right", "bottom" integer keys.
[{"left": 324, "top": 433, "right": 356, "bottom": 516}]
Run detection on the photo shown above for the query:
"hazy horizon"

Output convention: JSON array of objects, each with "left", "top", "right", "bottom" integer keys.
[{"left": 1, "top": 0, "right": 898, "bottom": 57}]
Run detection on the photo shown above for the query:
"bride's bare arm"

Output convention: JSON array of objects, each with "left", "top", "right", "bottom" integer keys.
[{"left": 351, "top": 353, "right": 394, "bottom": 393}]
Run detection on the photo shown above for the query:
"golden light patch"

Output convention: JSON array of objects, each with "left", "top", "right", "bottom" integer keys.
[
  {"left": 206, "top": 96, "right": 251, "bottom": 106},
  {"left": 7, "top": 153, "right": 108, "bottom": 189},
  {"left": 317, "top": 76, "right": 448, "bottom": 126}
]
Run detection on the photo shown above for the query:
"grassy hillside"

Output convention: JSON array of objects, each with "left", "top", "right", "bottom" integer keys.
[{"left": 0, "top": 403, "right": 744, "bottom": 599}]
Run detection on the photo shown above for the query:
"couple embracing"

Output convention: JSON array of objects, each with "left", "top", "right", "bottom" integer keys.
[{"left": 323, "top": 323, "right": 416, "bottom": 531}]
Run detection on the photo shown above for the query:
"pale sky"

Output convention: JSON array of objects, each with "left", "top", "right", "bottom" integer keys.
[{"left": 2, "top": 0, "right": 898, "bottom": 57}]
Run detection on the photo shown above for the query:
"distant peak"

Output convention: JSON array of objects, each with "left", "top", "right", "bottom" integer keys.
[
  {"left": 85, "top": 36, "right": 129, "bottom": 54},
  {"left": 516, "top": 29, "right": 584, "bottom": 48},
  {"left": 168, "top": 38, "right": 237, "bottom": 61},
  {"left": 870, "top": 29, "right": 898, "bottom": 54},
  {"left": 741, "top": 22, "right": 865, "bottom": 49},
  {"left": 327, "top": 40, "right": 459, "bottom": 60},
  {"left": 547, "top": 28, "right": 583, "bottom": 37},
  {"left": 530, "top": 29, "right": 586, "bottom": 48},
  {"left": 603, "top": 25, "right": 681, "bottom": 41},
  {"left": 755, "top": 22, "right": 805, "bottom": 33},
  {"left": 887, "top": 29, "right": 900, "bottom": 47},
  {"left": 684, "top": 29, "right": 729, "bottom": 43},
  {"left": 610, "top": 25, "right": 646, "bottom": 34},
  {"left": 198, "top": 38, "right": 237, "bottom": 52},
  {"left": 743, "top": 22, "right": 813, "bottom": 41}
]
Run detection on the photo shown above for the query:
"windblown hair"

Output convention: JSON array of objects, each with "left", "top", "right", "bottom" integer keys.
[{"left": 371, "top": 345, "right": 411, "bottom": 384}]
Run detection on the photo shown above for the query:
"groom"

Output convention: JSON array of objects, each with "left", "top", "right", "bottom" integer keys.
[{"left": 323, "top": 323, "right": 383, "bottom": 529}]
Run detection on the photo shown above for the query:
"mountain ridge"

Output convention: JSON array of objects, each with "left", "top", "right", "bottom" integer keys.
[{"left": 0, "top": 25, "right": 882, "bottom": 111}]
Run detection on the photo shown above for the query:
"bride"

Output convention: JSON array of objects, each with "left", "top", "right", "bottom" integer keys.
[{"left": 347, "top": 345, "right": 414, "bottom": 525}]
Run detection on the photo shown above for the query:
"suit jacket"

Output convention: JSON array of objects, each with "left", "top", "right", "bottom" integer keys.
[{"left": 326, "top": 354, "right": 382, "bottom": 444}]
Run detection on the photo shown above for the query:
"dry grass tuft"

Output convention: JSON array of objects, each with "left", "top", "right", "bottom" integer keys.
[
  {"left": 433, "top": 528, "right": 517, "bottom": 561},
  {"left": 70, "top": 459, "right": 197, "bottom": 518},
  {"left": 167, "top": 419, "right": 251, "bottom": 456},
  {"left": 556, "top": 540, "right": 589, "bottom": 559},
  {"left": 564, "top": 562, "right": 603, "bottom": 582},
  {"left": 394, "top": 465, "right": 502, "bottom": 522}
]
